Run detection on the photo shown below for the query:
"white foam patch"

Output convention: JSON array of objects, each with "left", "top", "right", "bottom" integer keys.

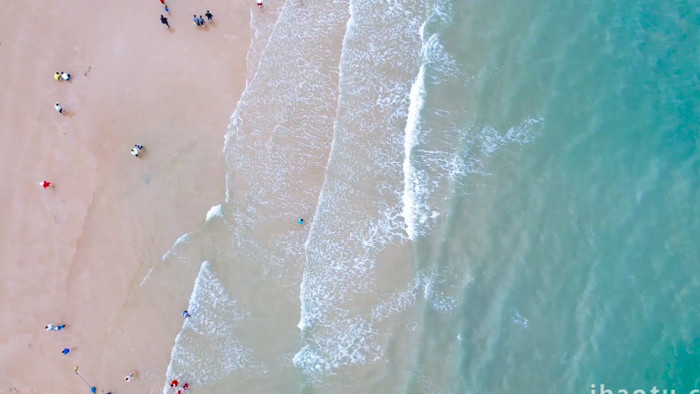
[
  {"left": 401, "top": 58, "right": 427, "bottom": 241},
  {"left": 162, "top": 261, "right": 261, "bottom": 391},
  {"left": 293, "top": 315, "right": 382, "bottom": 378},
  {"left": 511, "top": 308, "right": 530, "bottom": 329},
  {"left": 204, "top": 204, "right": 223, "bottom": 222},
  {"left": 161, "top": 233, "right": 192, "bottom": 262},
  {"left": 139, "top": 266, "right": 154, "bottom": 287}
]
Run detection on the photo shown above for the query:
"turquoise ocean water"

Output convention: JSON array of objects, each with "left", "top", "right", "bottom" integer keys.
[
  {"left": 413, "top": 0, "right": 700, "bottom": 392},
  {"left": 150, "top": 0, "right": 700, "bottom": 392}
]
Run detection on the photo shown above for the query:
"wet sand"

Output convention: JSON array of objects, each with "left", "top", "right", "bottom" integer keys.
[{"left": 0, "top": 0, "right": 251, "bottom": 392}]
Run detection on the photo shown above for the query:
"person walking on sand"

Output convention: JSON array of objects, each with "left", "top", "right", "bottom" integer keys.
[
  {"left": 298, "top": 218, "right": 304, "bottom": 225},
  {"left": 257, "top": 0, "right": 263, "bottom": 8},
  {"left": 41, "top": 180, "right": 52, "bottom": 189},
  {"left": 160, "top": 14, "right": 170, "bottom": 28},
  {"left": 205, "top": 10, "right": 213, "bottom": 20},
  {"left": 124, "top": 372, "right": 134, "bottom": 382},
  {"left": 45, "top": 324, "right": 65, "bottom": 331},
  {"left": 61, "top": 71, "right": 70, "bottom": 81},
  {"left": 54, "top": 102, "right": 63, "bottom": 114},
  {"left": 182, "top": 310, "right": 191, "bottom": 318},
  {"left": 54, "top": 72, "right": 61, "bottom": 81},
  {"left": 62, "top": 348, "right": 70, "bottom": 355},
  {"left": 164, "top": 5, "right": 170, "bottom": 13},
  {"left": 199, "top": 15, "right": 206, "bottom": 25}
]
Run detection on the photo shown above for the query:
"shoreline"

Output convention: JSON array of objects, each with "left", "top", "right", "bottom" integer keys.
[{"left": 0, "top": 0, "right": 253, "bottom": 392}]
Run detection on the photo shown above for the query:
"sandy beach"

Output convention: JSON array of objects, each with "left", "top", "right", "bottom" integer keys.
[{"left": 0, "top": 0, "right": 251, "bottom": 392}]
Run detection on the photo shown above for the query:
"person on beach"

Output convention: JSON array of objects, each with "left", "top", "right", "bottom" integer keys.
[
  {"left": 159, "top": 0, "right": 165, "bottom": 4},
  {"left": 160, "top": 15, "right": 170, "bottom": 28},
  {"left": 298, "top": 218, "right": 304, "bottom": 225},
  {"left": 193, "top": 14, "right": 205, "bottom": 26},
  {"left": 257, "top": 0, "right": 263, "bottom": 8},
  {"left": 61, "top": 72, "right": 70, "bottom": 81},
  {"left": 182, "top": 310, "right": 191, "bottom": 318},
  {"left": 124, "top": 372, "right": 134, "bottom": 382},
  {"left": 54, "top": 72, "right": 61, "bottom": 81},
  {"left": 54, "top": 102, "right": 63, "bottom": 114},
  {"left": 205, "top": 10, "right": 213, "bottom": 20},
  {"left": 41, "top": 180, "right": 52, "bottom": 189},
  {"left": 164, "top": 5, "right": 170, "bottom": 13},
  {"left": 131, "top": 144, "right": 143, "bottom": 157},
  {"left": 62, "top": 348, "right": 70, "bottom": 355},
  {"left": 45, "top": 324, "right": 66, "bottom": 331}
]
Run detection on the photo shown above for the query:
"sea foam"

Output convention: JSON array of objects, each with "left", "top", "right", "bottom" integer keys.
[{"left": 162, "top": 261, "right": 258, "bottom": 392}]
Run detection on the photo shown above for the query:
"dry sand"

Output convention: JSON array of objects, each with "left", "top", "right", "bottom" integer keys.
[{"left": 0, "top": 0, "right": 253, "bottom": 392}]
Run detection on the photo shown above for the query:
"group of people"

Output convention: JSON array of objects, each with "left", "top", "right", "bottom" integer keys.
[
  {"left": 158, "top": 1, "right": 217, "bottom": 29},
  {"left": 131, "top": 144, "right": 144, "bottom": 157},
  {"left": 46, "top": 69, "right": 150, "bottom": 388},
  {"left": 41, "top": 0, "right": 276, "bottom": 390},
  {"left": 54, "top": 71, "right": 71, "bottom": 81},
  {"left": 170, "top": 379, "right": 190, "bottom": 392},
  {"left": 53, "top": 70, "right": 70, "bottom": 115},
  {"left": 193, "top": 11, "right": 214, "bottom": 27}
]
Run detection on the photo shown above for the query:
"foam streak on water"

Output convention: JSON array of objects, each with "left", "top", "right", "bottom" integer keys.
[
  {"left": 294, "top": 0, "right": 434, "bottom": 380},
  {"left": 162, "top": 261, "right": 258, "bottom": 391},
  {"left": 401, "top": 52, "right": 427, "bottom": 241}
]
